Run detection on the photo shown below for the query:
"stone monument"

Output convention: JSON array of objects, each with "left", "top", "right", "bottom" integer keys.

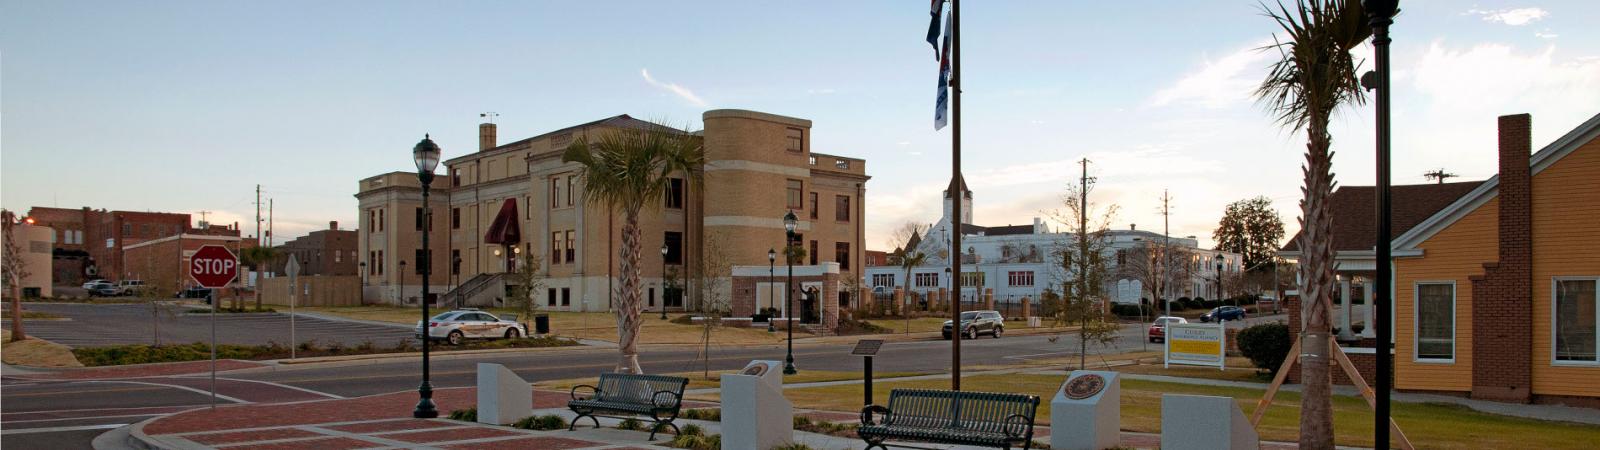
[
  {"left": 475, "top": 363, "right": 532, "bottom": 425},
  {"left": 720, "top": 360, "right": 792, "bottom": 450},
  {"left": 1051, "top": 370, "right": 1120, "bottom": 450},
  {"left": 1159, "top": 394, "right": 1259, "bottom": 450}
]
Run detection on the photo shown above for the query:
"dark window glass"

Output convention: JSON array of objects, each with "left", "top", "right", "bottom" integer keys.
[{"left": 664, "top": 232, "right": 683, "bottom": 265}]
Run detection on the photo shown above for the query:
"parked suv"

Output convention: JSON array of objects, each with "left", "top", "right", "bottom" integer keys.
[
  {"left": 943, "top": 310, "right": 1004, "bottom": 340},
  {"left": 116, "top": 280, "right": 146, "bottom": 296},
  {"left": 1200, "top": 306, "right": 1247, "bottom": 322},
  {"left": 415, "top": 309, "right": 528, "bottom": 345}
]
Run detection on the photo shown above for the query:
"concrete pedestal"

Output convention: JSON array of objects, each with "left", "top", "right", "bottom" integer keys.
[
  {"left": 720, "top": 360, "right": 791, "bottom": 450},
  {"left": 1159, "top": 394, "right": 1259, "bottom": 450},
  {"left": 1051, "top": 371, "right": 1120, "bottom": 450},
  {"left": 475, "top": 363, "right": 532, "bottom": 425}
]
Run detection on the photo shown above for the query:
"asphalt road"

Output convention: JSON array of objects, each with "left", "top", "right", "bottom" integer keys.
[
  {"left": 1, "top": 312, "right": 1284, "bottom": 449},
  {"left": 17, "top": 302, "right": 413, "bottom": 348}
]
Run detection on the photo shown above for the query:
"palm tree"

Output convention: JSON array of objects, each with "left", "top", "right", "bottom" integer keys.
[
  {"left": 239, "top": 245, "right": 278, "bottom": 311},
  {"left": 1255, "top": 1, "right": 1370, "bottom": 447},
  {"left": 899, "top": 250, "right": 927, "bottom": 312},
  {"left": 563, "top": 123, "right": 704, "bottom": 374}
]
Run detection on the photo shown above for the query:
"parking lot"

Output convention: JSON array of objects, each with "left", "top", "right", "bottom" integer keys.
[{"left": 15, "top": 302, "right": 413, "bottom": 348}]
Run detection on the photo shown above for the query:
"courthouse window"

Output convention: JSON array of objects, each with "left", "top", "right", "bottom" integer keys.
[
  {"left": 786, "top": 128, "right": 803, "bottom": 152},
  {"left": 786, "top": 180, "right": 803, "bottom": 210},
  {"left": 1415, "top": 283, "right": 1456, "bottom": 361},
  {"left": 1554, "top": 278, "right": 1598, "bottom": 363}
]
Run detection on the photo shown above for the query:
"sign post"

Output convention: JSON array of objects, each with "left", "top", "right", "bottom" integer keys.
[
  {"left": 285, "top": 254, "right": 300, "bottom": 359},
  {"left": 190, "top": 245, "right": 238, "bottom": 409},
  {"left": 851, "top": 339, "right": 885, "bottom": 406},
  {"left": 1164, "top": 322, "right": 1226, "bottom": 371}
]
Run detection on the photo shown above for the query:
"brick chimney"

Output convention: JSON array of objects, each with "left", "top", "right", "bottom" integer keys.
[
  {"left": 1471, "top": 113, "right": 1534, "bottom": 403},
  {"left": 479, "top": 122, "right": 497, "bottom": 151},
  {"left": 330, "top": 221, "right": 338, "bottom": 230}
]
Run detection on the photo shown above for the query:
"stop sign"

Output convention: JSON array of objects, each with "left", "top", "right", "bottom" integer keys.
[{"left": 190, "top": 245, "right": 239, "bottom": 288}]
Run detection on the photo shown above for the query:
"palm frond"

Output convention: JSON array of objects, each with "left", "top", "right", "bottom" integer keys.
[
  {"left": 1254, "top": 0, "right": 1371, "bottom": 132},
  {"left": 562, "top": 122, "right": 707, "bottom": 215}
]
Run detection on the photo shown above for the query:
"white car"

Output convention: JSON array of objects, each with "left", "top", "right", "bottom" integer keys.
[
  {"left": 415, "top": 310, "right": 527, "bottom": 345},
  {"left": 82, "top": 279, "right": 108, "bottom": 290}
]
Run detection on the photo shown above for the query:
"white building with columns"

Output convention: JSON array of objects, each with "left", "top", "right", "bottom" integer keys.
[{"left": 865, "top": 182, "right": 1241, "bottom": 306}]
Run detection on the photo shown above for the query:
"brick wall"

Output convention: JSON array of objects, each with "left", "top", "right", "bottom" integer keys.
[
  {"left": 1470, "top": 114, "right": 1535, "bottom": 403},
  {"left": 731, "top": 271, "right": 839, "bottom": 330}
]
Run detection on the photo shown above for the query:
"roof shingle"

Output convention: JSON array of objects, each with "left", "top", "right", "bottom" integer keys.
[{"left": 1281, "top": 181, "right": 1482, "bottom": 253}]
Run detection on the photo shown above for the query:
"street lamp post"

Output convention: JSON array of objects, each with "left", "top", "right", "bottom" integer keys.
[
  {"left": 399, "top": 260, "right": 407, "bottom": 304},
  {"left": 411, "top": 134, "right": 441, "bottom": 419},
  {"left": 660, "top": 244, "right": 669, "bottom": 320},
  {"left": 783, "top": 210, "right": 798, "bottom": 375},
  {"left": 1364, "top": 1, "right": 1400, "bottom": 448},
  {"left": 767, "top": 248, "right": 776, "bottom": 333}
]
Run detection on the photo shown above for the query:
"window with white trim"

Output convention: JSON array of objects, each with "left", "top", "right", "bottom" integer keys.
[
  {"left": 1415, "top": 282, "right": 1455, "bottom": 361},
  {"left": 1008, "top": 271, "right": 1034, "bottom": 287},
  {"left": 914, "top": 272, "right": 939, "bottom": 287},
  {"left": 872, "top": 274, "right": 895, "bottom": 287},
  {"left": 1554, "top": 278, "right": 1598, "bottom": 363}
]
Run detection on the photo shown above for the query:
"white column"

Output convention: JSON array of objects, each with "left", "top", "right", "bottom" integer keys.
[
  {"left": 1338, "top": 278, "right": 1353, "bottom": 339},
  {"left": 1362, "top": 282, "right": 1376, "bottom": 338}
]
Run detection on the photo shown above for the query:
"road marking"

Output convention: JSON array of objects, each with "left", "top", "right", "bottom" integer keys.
[
  {"left": 83, "top": 380, "right": 249, "bottom": 404},
  {"left": 0, "top": 423, "right": 129, "bottom": 435},
  {"left": 3, "top": 414, "right": 153, "bottom": 424},
  {"left": 1, "top": 404, "right": 197, "bottom": 417},
  {"left": 177, "top": 376, "right": 345, "bottom": 400}
]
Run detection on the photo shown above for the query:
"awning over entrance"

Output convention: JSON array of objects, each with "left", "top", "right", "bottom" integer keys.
[{"left": 484, "top": 199, "right": 521, "bottom": 245}]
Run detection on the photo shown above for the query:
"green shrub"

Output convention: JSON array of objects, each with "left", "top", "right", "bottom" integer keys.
[
  {"left": 769, "top": 444, "right": 815, "bottom": 450},
  {"left": 681, "top": 408, "right": 721, "bottom": 421},
  {"left": 448, "top": 408, "right": 477, "bottom": 422},
  {"left": 512, "top": 414, "right": 567, "bottom": 430},
  {"left": 616, "top": 418, "right": 643, "bottom": 430},
  {"left": 669, "top": 433, "right": 720, "bottom": 450},
  {"left": 1237, "top": 322, "right": 1293, "bottom": 373},
  {"left": 678, "top": 423, "right": 704, "bottom": 437}
]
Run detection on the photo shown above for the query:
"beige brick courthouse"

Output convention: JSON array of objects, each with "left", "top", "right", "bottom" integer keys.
[{"left": 357, "top": 109, "right": 870, "bottom": 326}]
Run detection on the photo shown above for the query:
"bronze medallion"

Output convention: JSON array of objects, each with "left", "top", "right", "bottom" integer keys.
[
  {"left": 742, "top": 364, "right": 769, "bottom": 376},
  {"left": 1063, "top": 374, "right": 1106, "bottom": 400}
]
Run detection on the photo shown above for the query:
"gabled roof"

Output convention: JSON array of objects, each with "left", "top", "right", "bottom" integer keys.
[
  {"left": 1392, "top": 111, "right": 1600, "bottom": 251},
  {"left": 1280, "top": 181, "right": 1481, "bottom": 254}
]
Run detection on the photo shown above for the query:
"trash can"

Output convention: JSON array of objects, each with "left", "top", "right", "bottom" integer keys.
[{"left": 534, "top": 314, "right": 551, "bottom": 335}]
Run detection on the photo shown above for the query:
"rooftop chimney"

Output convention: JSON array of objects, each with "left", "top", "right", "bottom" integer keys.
[
  {"left": 330, "top": 221, "right": 339, "bottom": 230},
  {"left": 479, "top": 122, "right": 497, "bottom": 151}
]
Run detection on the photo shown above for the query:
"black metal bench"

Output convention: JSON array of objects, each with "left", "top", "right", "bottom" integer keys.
[
  {"left": 567, "top": 372, "right": 689, "bottom": 440},
  {"left": 858, "top": 388, "right": 1040, "bottom": 450}
]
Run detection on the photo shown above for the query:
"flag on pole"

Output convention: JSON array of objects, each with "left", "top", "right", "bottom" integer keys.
[
  {"left": 925, "top": 0, "right": 945, "bottom": 59},
  {"left": 934, "top": 13, "right": 952, "bottom": 130}
]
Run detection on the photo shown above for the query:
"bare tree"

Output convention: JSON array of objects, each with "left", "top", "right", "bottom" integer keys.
[
  {"left": 693, "top": 232, "right": 735, "bottom": 378},
  {"left": 1049, "top": 161, "right": 1122, "bottom": 370},
  {"left": 506, "top": 252, "right": 546, "bottom": 335},
  {"left": 885, "top": 221, "right": 929, "bottom": 264},
  {"left": 3, "top": 210, "right": 30, "bottom": 341}
]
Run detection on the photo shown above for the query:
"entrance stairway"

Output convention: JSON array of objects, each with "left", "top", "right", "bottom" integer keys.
[{"left": 442, "top": 273, "right": 506, "bottom": 308}]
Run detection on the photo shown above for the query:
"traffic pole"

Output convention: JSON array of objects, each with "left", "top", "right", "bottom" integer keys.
[{"left": 209, "top": 289, "right": 217, "bottom": 409}]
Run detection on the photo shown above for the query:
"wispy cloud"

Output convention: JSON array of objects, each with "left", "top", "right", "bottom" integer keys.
[
  {"left": 1149, "top": 40, "right": 1274, "bottom": 109},
  {"left": 640, "top": 69, "right": 708, "bottom": 107},
  {"left": 1466, "top": 7, "right": 1549, "bottom": 26},
  {"left": 807, "top": 88, "right": 836, "bottom": 95},
  {"left": 1535, "top": 29, "right": 1559, "bottom": 39}
]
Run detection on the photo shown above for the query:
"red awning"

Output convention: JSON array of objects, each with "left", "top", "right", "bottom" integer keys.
[{"left": 484, "top": 199, "right": 521, "bottom": 245}]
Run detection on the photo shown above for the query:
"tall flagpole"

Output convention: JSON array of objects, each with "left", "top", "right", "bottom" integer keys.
[{"left": 949, "top": 0, "right": 963, "bottom": 391}]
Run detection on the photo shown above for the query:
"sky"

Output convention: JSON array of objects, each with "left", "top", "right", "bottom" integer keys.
[{"left": 4, "top": 1, "right": 1598, "bottom": 250}]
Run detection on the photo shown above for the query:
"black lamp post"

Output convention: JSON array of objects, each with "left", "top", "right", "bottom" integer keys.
[
  {"left": 1214, "top": 254, "right": 1225, "bottom": 304},
  {"left": 660, "top": 244, "right": 670, "bottom": 320},
  {"left": 398, "top": 260, "right": 407, "bottom": 304},
  {"left": 767, "top": 248, "right": 776, "bottom": 333},
  {"left": 783, "top": 210, "right": 798, "bottom": 375},
  {"left": 1364, "top": 1, "right": 1399, "bottom": 448},
  {"left": 412, "top": 134, "right": 441, "bottom": 419},
  {"left": 359, "top": 262, "right": 366, "bottom": 286}
]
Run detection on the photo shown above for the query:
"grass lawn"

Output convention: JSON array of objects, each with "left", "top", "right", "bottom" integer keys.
[
  {"left": 1110, "top": 356, "right": 1272, "bottom": 383},
  {"left": 538, "top": 369, "right": 932, "bottom": 400},
  {"left": 782, "top": 374, "right": 1600, "bottom": 449},
  {"left": 1, "top": 336, "right": 82, "bottom": 367}
]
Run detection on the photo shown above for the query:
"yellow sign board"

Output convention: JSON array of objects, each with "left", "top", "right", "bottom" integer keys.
[{"left": 1165, "top": 323, "right": 1226, "bottom": 369}]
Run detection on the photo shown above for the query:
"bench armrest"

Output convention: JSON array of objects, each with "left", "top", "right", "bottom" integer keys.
[
  {"left": 1002, "top": 414, "right": 1033, "bottom": 438},
  {"left": 651, "top": 390, "right": 682, "bottom": 410},
  {"left": 860, "top": 405, "right": 891, "bottom": 426},
  {"left": 571, "top": 384, "right": 600, "bottom": 401}
]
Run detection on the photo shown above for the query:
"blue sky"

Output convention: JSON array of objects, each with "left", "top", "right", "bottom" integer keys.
[{"left": 4, "top": 1, "right": 1597, "bottom": 249}]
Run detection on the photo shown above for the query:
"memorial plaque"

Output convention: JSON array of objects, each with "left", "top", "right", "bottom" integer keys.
[
  {"left": 851, "top": 339, "right": 885, "bottom": 356},
  {"left": 1063, "top": 373, "right": 1107, "bottom": 400}
]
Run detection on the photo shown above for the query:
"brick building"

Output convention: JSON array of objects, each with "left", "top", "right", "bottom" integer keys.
[
  {"left": 1282, "top": 112, "right": 1600, "bottom": 407},
  {"left": 24, "top": 206, "right": 243, "bottom": 284},
  {"left": 271, "top": 221, "right": 358, "bottom": 276},
  {"left": 356, "top": 109, "right": 870, "bottom": 330},
  {"left": 2, "top": 211, "right": 55, "bottom": 298},
  {"left": 121, "top": 234, "right": 246, "bottom": 297}
]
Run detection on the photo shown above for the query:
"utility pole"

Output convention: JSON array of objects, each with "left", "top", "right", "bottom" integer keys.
[
  {"left": 197, "top": 210, "right": 212, "bottom": 227},
  {"left": 268, "top": 199, "right": 274, "bottom": 247},
  {"left": 1160, "top": 190, "right": 1173, "bottom": 317},
  {"left": 255, "top": 185, "right": 262, "bottom": 245},
  {"left": 1077, "top": 158, "right": 1090, "bottom": 370}
]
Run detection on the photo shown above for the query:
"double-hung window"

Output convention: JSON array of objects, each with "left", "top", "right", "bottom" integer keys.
[
  {"left": 1554, "top": 277, "right": 1598, "bottom": 364},
  {"left": 1415, "top": 282, "right": 1456, "bottom": 362}
]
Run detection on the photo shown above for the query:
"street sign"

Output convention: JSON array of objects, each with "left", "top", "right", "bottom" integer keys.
[
  {"left": 190, "top": 245, "right": 239, "bottom": 288},
  {"left": 285, "top": 253, "right": 300, "bottom": 278},
  {"left": 851, "top": 339, "right": 885, "bottom": 356}
]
